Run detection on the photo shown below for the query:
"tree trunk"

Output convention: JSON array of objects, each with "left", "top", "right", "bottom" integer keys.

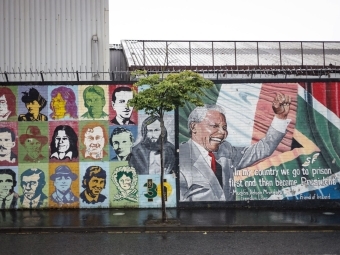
[{"left": 159, "top": 114, "right": 167, "bottom": 222}]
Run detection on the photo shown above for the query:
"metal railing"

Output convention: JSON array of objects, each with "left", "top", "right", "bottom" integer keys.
[{"left": 0, "top": 66, "right": 339, "bottom": 83}]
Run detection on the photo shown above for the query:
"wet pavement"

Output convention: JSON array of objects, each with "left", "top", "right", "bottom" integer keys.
[{"left": 1, "top": 208, "right": 340, "bottom": 233}]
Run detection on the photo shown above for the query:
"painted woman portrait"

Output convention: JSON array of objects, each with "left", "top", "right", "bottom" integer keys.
[
  {"left": 50, "top": 125, "right": 79, "bottom": 161},
  {"left": 111, "top": 166, "right": 138, "bottom": 202},
  {"left": 50, "top": 86, "right": 78, "bottom": 120},
  {"left": 18, "top": 88, "right": 48, "bottom": 121},
  {"left": 0, "top": 87, "right": 17, "bottom": 121}
]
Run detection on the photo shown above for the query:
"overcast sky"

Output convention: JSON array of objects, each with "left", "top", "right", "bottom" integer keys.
[{"left": 109, "top": 0, "right": 340, "bottom": 44}]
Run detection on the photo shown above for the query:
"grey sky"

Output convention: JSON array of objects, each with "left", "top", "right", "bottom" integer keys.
[{"left": 109, "top": 0, "right": 340, "bottom": 44}]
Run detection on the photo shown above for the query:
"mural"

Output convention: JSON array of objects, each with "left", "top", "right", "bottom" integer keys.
[
  {"left": 79, "top": 85, "right": 109, "bottom": 120},
  {"left": 48, "top": 86, "right": 78, "bottom": 120},
  {"left": 0, "top": 122, "right": 18, "bottom": 165},
  {"left": 111, "top": 165, "right": 138, "bottom": 203},
  {"left": 138, "top": 174, "right": 176, "bottom": 208},
  {"left": 1, "top": 82, "right": 338, "bottom": 210},
  {"left": 49, "top": 163, "right": 79, "bottom": 208},
  {"left": 19, "top": 163, "right": 49, "bottom": 209},
  {"left": 18, "top": 87, "right": 48, "bottom": 121},
  {"left": 109, "top": 85, "right": 138, "bottom": 125},
  {"left": 0, "top": 86, "right": 17, "bottom": 121},
  {"left": 109, "top": 126, "right": 137, "bottom": 161},
  {"left": 0, "top": 167, "right": 19, "bottom": 209},
  {"left": 18, "top": 123, "right": 49, "bottom": 163},
  {"left": 49, "top": 122, "right": 79, "bottom": 162},
  {"left": 79, "top": 162, "right": 109, "bottom": 208},
  {"left": 179, "top": 82, "right": 340, "bottom": 202},
  {"left": 129, "top": 115, "right": 175, "bottom": 175},
  {"left": 79, "top": 121, "right": 109, "bottom": 161}
]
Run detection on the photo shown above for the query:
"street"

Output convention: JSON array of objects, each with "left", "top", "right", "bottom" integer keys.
[{"left": 1, "top": 231, "right": 340, "bottom": 255}]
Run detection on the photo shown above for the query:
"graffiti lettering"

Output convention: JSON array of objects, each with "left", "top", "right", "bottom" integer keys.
[
  {"left": 280, "top": 169, "right": 290, "bottom": 175},
  {"left": 275, "top": 178, "right": 298, "bottom": 187},
  {"left": 311, "top": 168, "right": 332, "bottom": 177},
  {"left": 244, "top": 179, "right": 256, "bottom": 187},
  {"left": 258, "top": 178, "right": 273, "bottom": 186},
  {"left": 292, "top": 168, "right": 300, "bottom": 178},
  {"left": 254, "top": 168, "right": 279, "bottom": 176},
  {"left": 301, "top": 177, "right": 336, "bottom": 186}
]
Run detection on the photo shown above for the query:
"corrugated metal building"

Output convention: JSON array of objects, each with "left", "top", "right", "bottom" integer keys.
[
  {"left": 122, "top": 41, "right": 340, "bottom": 67},
  {"left": 119, "top": 40, "right": 340, "bottom": 81},
  {"left": 0, "top": 0, "right": 110, "bottom": 82}
]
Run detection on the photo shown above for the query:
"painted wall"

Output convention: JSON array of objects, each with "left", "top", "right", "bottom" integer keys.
[
  {"left": 179, "top": 82, "right": 340, "bottom": 202},
  {"left": 0, "top": 84, "right": 176, "bottom": 209},
  {"left": 1, "top": 82, "right": 339, "bottom": 210}
]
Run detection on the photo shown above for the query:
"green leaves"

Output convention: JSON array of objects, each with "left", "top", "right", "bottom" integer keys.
[{"left": 129, "top": 70, "right": 214, "bottom": 116}]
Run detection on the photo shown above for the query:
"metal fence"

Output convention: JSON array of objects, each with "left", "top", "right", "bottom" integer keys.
[{"left": 1, "top": 66, "right": 339, "bottom": 83}]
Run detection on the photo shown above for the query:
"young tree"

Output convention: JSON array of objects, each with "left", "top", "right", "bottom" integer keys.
[{"left": 129, "top": 70, "right": 214, "bottom": 222}]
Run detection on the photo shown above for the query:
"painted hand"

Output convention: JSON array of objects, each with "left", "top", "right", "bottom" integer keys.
[{"left": 272, "top": 92, "right": 291, "bottom": 119}]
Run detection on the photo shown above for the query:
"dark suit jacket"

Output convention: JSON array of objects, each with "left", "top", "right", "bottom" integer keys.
[
  {"left": 111, "top": 117, "right": 135, "bottom": 125},
  {"left": 1, "top": 192, "right": 18, "bottom": 209},
  {"left": 19, "top": 192, "right": 48, "bottom": 208},
  {"left": 18, "top": 113, "right": 48, "bottom": 121},
  {"left": 80, "top": 190, "right": 106, "bottom": 204},
  {"left": 129, "top": 141, "right": 175, "bottom": 174},
  {"left": 111, "top": 154, "right": 131, "bottom": 161}
]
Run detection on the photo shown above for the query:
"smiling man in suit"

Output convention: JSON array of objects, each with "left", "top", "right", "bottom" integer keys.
[{"left": 179, "top": 93, "right": 291, "bottom": 202}]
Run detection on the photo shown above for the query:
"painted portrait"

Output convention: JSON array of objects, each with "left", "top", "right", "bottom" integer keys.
[
  {"left": 79, "top": 121, "right": 109, "bottom": 161},
  {"left": 178, "top": 83, "right": 300, "bottom": 202},
  {"left": 128, "top": 115, "right": 175, "bottom": 175},
  {"left": 111, "top": 165, "right": 138, "bottom": 203},
  {"left": 49, "top": 163, "right": 79, "bottom": 208},
  {"left": 0, "top": 167, "right": 19, "bottom": 209},
  {"left": 109, "top": 126, "right": 137, "bottom": 161},
  {"left": 49, "top": 122, "right": 79, "bottom": 162},
  {"left": 79, "top": 85, "right": 109, "bottom": 120},
  {"left": 18, "top": 123, "right": 49, "bottom": 163},
  {"left": 0, "top": 122, "right": 18, "bottom": 166},
  {"left": 19, "top": 163, "right": 49, "bottom": 209},
  {"left": 48, "top": 86, "right": 78, "bottom": 120},
  {"left": 0, "top": 86, "right": 17, "bottom": 121},
  {"left": 18, "top": 86, "right": 48, "bottom": 121},
  {"left": 79, "top": 162, "right": 109, "bottom": 208},
  {"left": 109, "top": 85, "right": 138, "bottom": 125}
]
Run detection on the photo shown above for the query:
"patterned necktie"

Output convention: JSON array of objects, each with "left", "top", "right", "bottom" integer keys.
[{"left": 208, "top": 152, "right": 216, "bottom": 173}]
